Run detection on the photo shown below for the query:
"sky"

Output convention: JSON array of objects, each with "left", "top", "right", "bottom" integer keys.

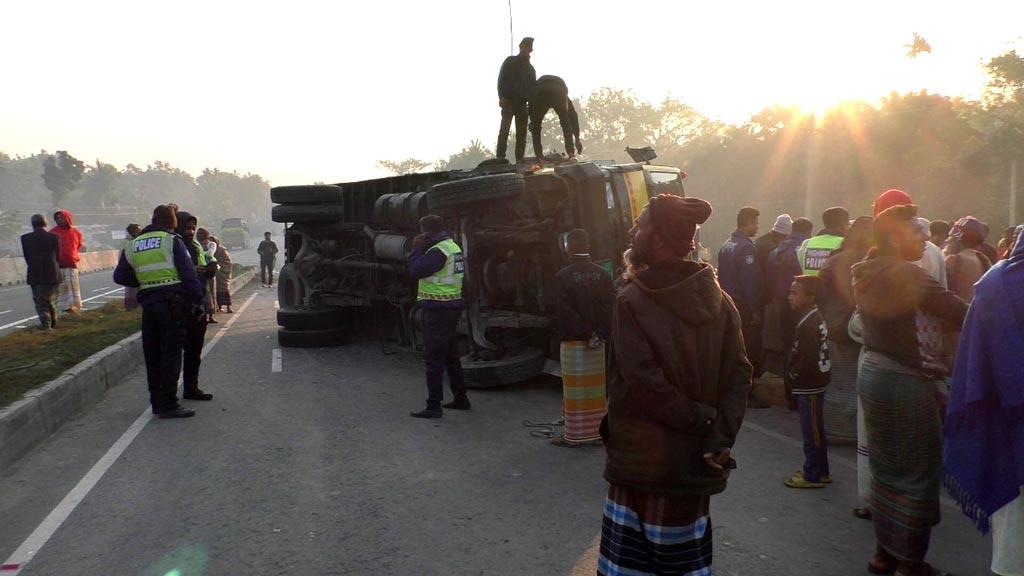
[{"left": 2, "top": 0, "right": 1022, "bottom": 187}]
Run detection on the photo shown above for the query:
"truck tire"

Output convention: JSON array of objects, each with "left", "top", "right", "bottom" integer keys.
[
  {"left": 427, "top": 173, "right": 524, "bottom": 214},
  {"left": 271, "top": 184, "right": 345, "bottom": 204},
  {"left": 461, "top": 347, "right": 546, "bottom": 389},
  {"left": 277, "top": 308, "right": 350, "bottom": 331},
  {"left": 277, "top": 264, "right": 305, "bottom": 309},
  {"left": 277, "top": 327, "right": 349, "bottom": 348},
  {"left": 272, "top": 204, "right": 345, "bottom": 223}
]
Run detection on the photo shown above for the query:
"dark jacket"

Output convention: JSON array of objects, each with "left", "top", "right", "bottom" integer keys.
[
  {"left": 20, "top": 229, "right": 62, "bottom": 286},
  {"left": 754, "top": 231, "right": 786, "bottom": 304},
  {"left": 175, "top": 212, "right": 218, "bottom": 280},
  {"left": 257, "top": 240, "right": 278, "bottom": 263},
  {"left": 785, "top": 307, "right": 831, "bottom": 394},
  {"left": 717, "top": 230, "right": 760, "bottom": 313},
  {"left": 767, "top": 232, "right": 810, "bottom": 300},
  {"left": 113, "top": 224, "right": 203, "bottom": 306},
  {"left": 602, "top": 259, "right": 752, "bottom": 496},
  {"left": 497, "top": 54, "right": 536, "bottom": 102},
  {"left": 554, "top": 255, "right": 615, "bottom": 341},
  {"left": 530, "top": 75, "right": 580, "bottom": 135},
  {"left": 852, "top": 255, "right": 968, "bottom": 375},
  {"left": 409, "top": 232, "right": 464, "bottom": 310}
]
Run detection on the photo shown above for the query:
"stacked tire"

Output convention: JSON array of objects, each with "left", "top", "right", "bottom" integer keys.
[
  {"left": 271, "top": 184, "right": 346, "bottom": 224},
  {"left": 275, "top": 264, "right": 350, "bottom": 348}
]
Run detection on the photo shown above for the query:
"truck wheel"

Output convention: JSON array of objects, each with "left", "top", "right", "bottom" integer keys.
[
  {"left": 277, "top": 264, "right": 305, "bottom": 309},
  {"left": 277, "top": 327, "right": 349, "bottom": 348},
  {"left": 461, "top": 347, "right": 546, "bottom": 389},
  {"left": 277, "top": 308, "right": 351, "bottom": 331},
  {"left": 271, "top": 184, "right": 345, "bottom": 204},
  {"left": 272, "top": 204, "right": 346, "bottom": 223},
  {"left": 427, "top": 173, "right": 524, "bottom": 214}
]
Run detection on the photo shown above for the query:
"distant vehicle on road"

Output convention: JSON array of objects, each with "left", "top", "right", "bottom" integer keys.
[
  {"left": 220, "top": 218, "right": 250, "bottom": 249},
  {"left": 270, "top": 150, "right": 686, "bottom": 387}
]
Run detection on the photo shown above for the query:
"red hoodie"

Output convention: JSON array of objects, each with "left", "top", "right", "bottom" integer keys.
[{"left": 50, "top": 209, "right": 84, "bottom": 268}]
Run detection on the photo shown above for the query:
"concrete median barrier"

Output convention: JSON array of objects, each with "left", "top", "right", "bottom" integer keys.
[
  {"left": 0, "top": 266, "right": 256, "bottom": 470},
  {"left": 0, "top": 250, "right": 121, "bottom": 286}
]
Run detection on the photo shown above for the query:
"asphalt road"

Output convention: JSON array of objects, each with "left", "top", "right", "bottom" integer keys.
[
  {"left": 0, "top": 242, "right": 268, "bottom": 335},
  {"left": 0, "top": 284, "right": 992, "bottom": 575}
]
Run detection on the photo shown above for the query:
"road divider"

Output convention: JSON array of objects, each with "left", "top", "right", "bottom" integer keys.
[{"left": 0, "top": 267, "right": 254, "bottom": 470}]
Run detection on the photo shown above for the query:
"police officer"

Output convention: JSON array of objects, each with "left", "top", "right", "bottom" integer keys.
[
  {"left": 496, "top": 37, "right": 536, "bottom": 164},
  {"left": 797, "top": 206, "right": 849, "bottom": 276},
  {"left": 113, "top": 205, "right": 204, "bottom": 419},
  {"left": 175, "top": 211, "right": 217, "bottom": 401},
  {"left": 529, "top": 75, "right": 583, "bottom": 160},
  {"left": 408, "top": 215, "right": 469, "bottom": 418}
]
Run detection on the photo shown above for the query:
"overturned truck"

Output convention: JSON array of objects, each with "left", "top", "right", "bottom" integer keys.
[{"left": 271, "top": 154, "right": 685, "bottom": 387}]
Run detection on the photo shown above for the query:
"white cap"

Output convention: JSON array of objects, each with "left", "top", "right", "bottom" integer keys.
[{"left": 772, "top": 214, "right": 793, "bottom": 235}]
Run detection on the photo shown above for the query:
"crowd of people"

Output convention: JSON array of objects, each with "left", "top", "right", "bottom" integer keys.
[{"left": 404, "top": 187, "right": 1021, "bottom": 575}]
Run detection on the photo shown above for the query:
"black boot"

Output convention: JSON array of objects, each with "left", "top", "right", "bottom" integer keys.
[
  {"left": 442, "top": 397, "right": 471, "bottom": 410},
  {"left": 183, "top": 388, "right": 214, "bottom": 401},
  {"left": 158, "top": 406, "right": 196, "bottom": 419},
  {"left": 410, "top": 407, "right": 442, "bottom": 419}
]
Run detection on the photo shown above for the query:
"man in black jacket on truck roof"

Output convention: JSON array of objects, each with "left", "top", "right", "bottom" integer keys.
[
  {"left": 530, "top": 75, "right": 583, "bottom": 160},
  {"left": 496, "top": 37, "right": 536, "bottom": 164}
]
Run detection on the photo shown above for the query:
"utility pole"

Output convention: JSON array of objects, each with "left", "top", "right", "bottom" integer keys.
[{"left": 804, "top": 127, "right": 816, "bottom": 219}]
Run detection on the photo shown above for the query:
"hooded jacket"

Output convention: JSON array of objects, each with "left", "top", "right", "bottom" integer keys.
[
  {"left": 767, "top": 231, "right": 810, "bottom": 300},
  {"left": 49, "top": 209, "right": 84, "bottom": 268},
  {"left": 852, "top": 255, "right": 967, "bottom": 375},
  {"left": 602, "top": 259, "right": 752, "bottom": 496}
]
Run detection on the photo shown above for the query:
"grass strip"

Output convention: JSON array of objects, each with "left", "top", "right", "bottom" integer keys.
[{"left": 0, "top": 303, "right": 141, "bottom": 409}]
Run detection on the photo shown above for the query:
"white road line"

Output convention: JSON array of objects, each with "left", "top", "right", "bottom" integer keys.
[
  {"left": 273, "top": 300, "right": 279, "bottom": 309},
  {"left": 271, "top": 348, "right": 282, "bottom": 372},
  {"left": 0, "top": 310, "right": 11, "bottom": 315},
  {"left": 0, "top": 288, "right": 123, "bottom": 332},
  {"left": 1, "top": 291, "right": 259, "bottom": 575},
  {"left": 90, "top": 286, "right": 112, "bottom": 293}
]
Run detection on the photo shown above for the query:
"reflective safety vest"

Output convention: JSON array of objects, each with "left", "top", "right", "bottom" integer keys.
[
  {"left": 417, "top": 239, "right": 465, "bottom": 302},
  {"left": 192, "top": 240, "right": 213, "bottom": 267},
  {"left": 127, "top": 231, "right": 181, "bottom": 290},
  {"left": 797, "top": 234, "right": 844, "bottom": 276}
]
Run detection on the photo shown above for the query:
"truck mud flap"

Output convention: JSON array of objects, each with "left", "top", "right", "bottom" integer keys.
[{"left": 461, "top": 347, "right": 546, "bottom": 389}]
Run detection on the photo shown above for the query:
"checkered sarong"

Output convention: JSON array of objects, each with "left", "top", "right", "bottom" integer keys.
[{"left": 559, "top": 341, "right": 606, "bottom": 443}]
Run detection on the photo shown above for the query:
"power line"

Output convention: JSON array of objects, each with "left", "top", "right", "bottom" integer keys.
[{"left": 508, "top": 0, "right": 513, "bottom": 55}]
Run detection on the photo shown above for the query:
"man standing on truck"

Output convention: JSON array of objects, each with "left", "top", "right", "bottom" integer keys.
[
  {"left": 529, "top": 75, "right": 583, "bottom": 160},
  {"left": 496, "top": 37, "right": 536, "bottom": 164},
  {"left": 409, "top": 215, "right": 470, "bottom": 419},
  {"left": 258, "top": 232, "right": 278, "bottom": 288}
]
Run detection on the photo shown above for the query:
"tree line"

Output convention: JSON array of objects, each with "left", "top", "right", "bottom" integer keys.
[
  {"left": 0, "top": 153, "right": 271, "bottom": 254},
  {"left": 380, "top": 49, "right": 1024, "bottom": 251}
]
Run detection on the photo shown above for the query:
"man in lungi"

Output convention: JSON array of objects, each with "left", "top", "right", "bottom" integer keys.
[
  {"left": 552, "top": 229, "right": 615, "bottom": 447},
  {"left": 852, "top": 204, "right": 967, "bottom": 576},
  {"left": 599, "top": 194, "right": 752, "bottom": 575}
]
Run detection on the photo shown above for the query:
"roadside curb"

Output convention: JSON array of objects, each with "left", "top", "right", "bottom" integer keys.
[{"left": 0, "top": 267, "right": 257, "bottom": 470}]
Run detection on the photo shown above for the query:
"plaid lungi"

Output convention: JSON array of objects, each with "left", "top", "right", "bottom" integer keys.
[
  {"left": 599, "top": 484, "right": 713, "bottom": 576},
  {"left": 58, "top": 267, "right": 82, "bottom": 311},
  {"left": 860, "top": 360, "right": 942, "bottom": 561},
  {"left": 559, "top": 341, "right": 606, "bottom": 443}
]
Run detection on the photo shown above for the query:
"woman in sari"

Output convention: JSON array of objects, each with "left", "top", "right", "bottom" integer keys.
[
  {"left": 852, "top": 204, "right": 967, "bottom": 576},
  {"left": 211, "top": 235, "right": 233, "bottom": 313}
]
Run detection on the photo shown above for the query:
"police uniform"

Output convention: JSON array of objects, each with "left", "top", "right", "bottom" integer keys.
[
  {"left": 798, "top": 234, "right": 844, "bottom": 276},
  {"left": 182, "top": 238, "right": 217, "bottom": 399},
  {"left": 412, "top": 236, "right": 469, "bottom": 414},
  {"left": 114, "top": 226, "right": 202, "bottom": 415}
]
